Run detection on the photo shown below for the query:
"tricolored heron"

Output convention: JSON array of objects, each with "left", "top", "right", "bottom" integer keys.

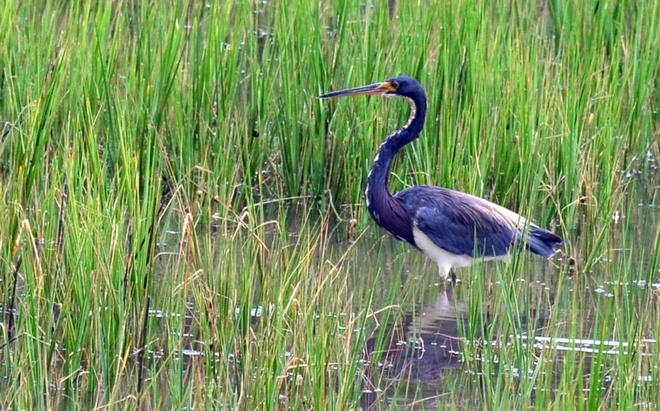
[{"left": 320, "top": 76, "right": 562, "bottom": 280}]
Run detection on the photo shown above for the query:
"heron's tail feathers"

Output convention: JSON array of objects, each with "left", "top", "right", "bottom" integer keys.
[{"left": 526, "top": 225, "right": 563, "bottom": 258}]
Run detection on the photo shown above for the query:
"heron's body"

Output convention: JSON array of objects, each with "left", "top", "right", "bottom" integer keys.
[{"left": 320, "top": 76, "right": 562, "bottom": 280}]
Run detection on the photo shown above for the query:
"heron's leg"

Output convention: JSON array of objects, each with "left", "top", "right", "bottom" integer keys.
[
  {"left": 450, "top": 269, "right": 457, "bottom": 285},
  {"left": 438, "top": 268, "right": 457, "bottom": 290}
]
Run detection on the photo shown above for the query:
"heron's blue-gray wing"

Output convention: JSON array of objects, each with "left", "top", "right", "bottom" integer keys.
[{"left": 396, "top": 186, "right": 523, "bottom": 257}]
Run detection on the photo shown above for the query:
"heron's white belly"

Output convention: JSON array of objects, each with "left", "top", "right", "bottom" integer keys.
[{"left": 412, "top": 227, "right": 509, "bottom": 279}]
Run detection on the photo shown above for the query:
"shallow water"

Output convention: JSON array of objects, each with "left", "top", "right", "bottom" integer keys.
[
  {"left": 352, "top": 173, "right": 660, "bottom": 409},
  {"left": 358, "top": 280, "right": 658, "bottom": 409},
  {"left": 138, "top": 169, "right": 660, "bottom": 409}
]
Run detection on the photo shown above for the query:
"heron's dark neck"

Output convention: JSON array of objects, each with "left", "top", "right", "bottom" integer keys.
[{"left": 366, "top": 92, "right": 427, "bottom": 242}]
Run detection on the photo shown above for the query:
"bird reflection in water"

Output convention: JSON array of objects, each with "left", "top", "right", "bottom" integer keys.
[{"left": 359, "top": 286, "right": 552, "bottom": 409}]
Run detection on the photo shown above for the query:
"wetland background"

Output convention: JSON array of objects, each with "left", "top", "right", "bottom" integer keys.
[{"left": 1, "top": 0, "right": 659, "bottom": 409}]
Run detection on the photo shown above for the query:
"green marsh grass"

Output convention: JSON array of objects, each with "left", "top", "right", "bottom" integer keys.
[{"left": 1, "top": 0, "right": 659, "bottom": 409}]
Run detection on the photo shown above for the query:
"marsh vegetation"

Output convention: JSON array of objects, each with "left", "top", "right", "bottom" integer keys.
[{"left": 1, "top": 0, "right": 659, "bottom": 409}]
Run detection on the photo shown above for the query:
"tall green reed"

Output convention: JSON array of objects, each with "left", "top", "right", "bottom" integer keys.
[{"left": 1, "top": 0, "right": 659, "bottom": 409}]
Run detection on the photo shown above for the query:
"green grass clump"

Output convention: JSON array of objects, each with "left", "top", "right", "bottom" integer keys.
[{"left": 1, "top": 0, "right": 659, "bottom": 409}]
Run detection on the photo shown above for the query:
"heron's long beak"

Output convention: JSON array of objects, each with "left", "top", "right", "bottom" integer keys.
[{"left": 319, "top": 81, "right": 396, "bottom": 99}]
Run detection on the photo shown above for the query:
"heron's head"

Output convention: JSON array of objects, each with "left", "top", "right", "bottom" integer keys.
[{"left": 319, "top": 75, "right": 424, "bottom": 100}]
